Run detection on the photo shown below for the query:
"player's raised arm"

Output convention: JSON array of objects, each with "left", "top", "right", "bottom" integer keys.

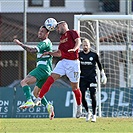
[
  {"left": 41, "top": 49, "right": 61, "bottom": 57},
  {"left": 49, "top": 50, "right": 61, "bottom": 57},
  {"left": 13, "top": 39, "right": 37, "bottom": 53}
]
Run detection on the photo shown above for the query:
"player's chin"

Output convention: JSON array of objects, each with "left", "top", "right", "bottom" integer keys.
[{"left": 83, "top": 49, "right": 88, "bottom": 52}]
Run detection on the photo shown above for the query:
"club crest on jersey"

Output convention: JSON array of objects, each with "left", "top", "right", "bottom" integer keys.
[
  {"left": 60, "top": 38, "right": 68, "bottom": 43},
  {"left": 89, "top": 57, "right": 93, "bottom": 61}
]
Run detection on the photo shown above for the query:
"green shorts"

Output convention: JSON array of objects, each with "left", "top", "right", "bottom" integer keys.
[{"left": 29, "top": 65, "right": 52, "bottom": 88}]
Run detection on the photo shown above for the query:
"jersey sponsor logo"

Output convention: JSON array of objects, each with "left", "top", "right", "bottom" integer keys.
[
  {"left": 80, "top": 61, "right": 92, "bottom": 65},
  {"left": 37, "top": 61, "right": 47, "bottom": 66},
  {"left": 37, "top": 53, "right": 50, "bottom": 58}
]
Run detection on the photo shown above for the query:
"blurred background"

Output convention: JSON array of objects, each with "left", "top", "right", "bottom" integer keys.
[{"left": 0, "top": 0, "right": 133, "bottom": 118}]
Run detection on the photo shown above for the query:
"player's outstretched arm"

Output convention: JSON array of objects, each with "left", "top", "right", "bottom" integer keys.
[
  {"left": 13, "top": 39, "right": 37, "bottom": 53},
  {"left": 41, "top": 50, "right": 61, "bottom": 57}
]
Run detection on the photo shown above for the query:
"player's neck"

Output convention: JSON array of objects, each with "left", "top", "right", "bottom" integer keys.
[
  {"left": 41, "top": 37, "right": 47, "bottom": 41},
  {"left": 63, "top": 29, "right": 69, "bottom": 34},
  {"left": 83, "top": 50, "right": 90, "bottom": 54}
]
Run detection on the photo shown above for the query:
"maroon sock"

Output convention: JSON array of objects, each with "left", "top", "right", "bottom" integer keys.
[
  {"left": 73, "top": 89, "right": 82, "bottom": 105},
  {"left": 39, "top": 76, "right": 54, "bottom": 98}
]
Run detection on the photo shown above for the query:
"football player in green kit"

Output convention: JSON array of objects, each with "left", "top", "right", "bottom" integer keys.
[{"left": 13, "top": 25, "right": 54, "bottom": 120}]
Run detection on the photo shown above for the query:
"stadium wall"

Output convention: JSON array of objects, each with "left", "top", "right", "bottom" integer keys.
[
  {"left": 0, "top": 80, "right": 73, "bottom": 118},
  {"left": 0, "top": 85, "right": 132, "bottom": 118}
]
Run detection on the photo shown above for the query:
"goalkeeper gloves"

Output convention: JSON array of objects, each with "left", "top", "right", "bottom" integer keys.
[{"left": 101, "top": 69, "right": 107, "bottom": 85}]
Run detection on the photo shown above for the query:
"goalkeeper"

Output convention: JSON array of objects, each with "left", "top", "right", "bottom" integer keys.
[
  {"left": 79, "top": 38, "right": 107, "bottom": 122},
  {"left": 13, "top": 25, "right": 54, "bottom": 120}
]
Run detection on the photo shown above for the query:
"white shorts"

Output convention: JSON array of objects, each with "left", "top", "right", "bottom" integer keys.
[{"left": 52, "top": 59, "right": 80, "bottom": 83}]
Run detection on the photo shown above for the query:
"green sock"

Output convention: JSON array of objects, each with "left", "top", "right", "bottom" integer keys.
[
  {"left": 22, "top": 86, "right": 32, "bottom": 100},
  {"left": 41, "top": 97, "right": 48, "bottom": 107}
]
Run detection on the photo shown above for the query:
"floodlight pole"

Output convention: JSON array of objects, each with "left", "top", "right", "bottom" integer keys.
[{"left": 23, "top": 0, "right": 27, "bottom": 78}]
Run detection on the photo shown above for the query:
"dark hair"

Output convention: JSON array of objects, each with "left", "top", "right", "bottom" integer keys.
[{"left": 41, "top": 25, "right": 50, "bottom": 32}]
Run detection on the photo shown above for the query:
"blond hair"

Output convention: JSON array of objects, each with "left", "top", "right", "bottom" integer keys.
[{"left": 82, "top": 38, "right": 90, "bottom": 44}]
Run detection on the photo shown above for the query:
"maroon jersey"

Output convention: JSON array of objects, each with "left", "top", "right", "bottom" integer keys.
[{"left": 58, "top": 30, "right": 80, "bottom": 60}]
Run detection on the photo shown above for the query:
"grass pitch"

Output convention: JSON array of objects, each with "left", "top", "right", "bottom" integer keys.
[{"left": 0, "top": 117, "right": 132, "bottom": 133}]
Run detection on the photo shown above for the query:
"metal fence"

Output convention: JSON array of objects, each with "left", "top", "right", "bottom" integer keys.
[{"left": 0, "top": 0, "right": 133, "bottom": 86}]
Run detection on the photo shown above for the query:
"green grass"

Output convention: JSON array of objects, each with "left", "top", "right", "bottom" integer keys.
[{"left": 0, "top": 118, "right": 132, "bottom": 133}]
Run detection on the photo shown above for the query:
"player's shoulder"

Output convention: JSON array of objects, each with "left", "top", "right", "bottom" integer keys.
[
  {"left": 43, "top": 38, "right": 51, "bottom": 42},
  {"left": 90, "top": 50, "right": 97, "bottom": 54},
  {"left": 79, "top": 50, "right": 84, "bottom": 55},
  {"left": 90, "top": 50, "right": 99, "bottom": 57},
  {"left": 70, "top": 29, "right": 76, "bottom": 31},
  {"left": 68, "top": 29, "right": 80, "bottom": 38},
  {"left": 68, "top": 29, "right": 78, "bottom": 34},
  {"left": 69, "top": 29, "right": 75, "bottom": 31},
  {"left": 43, "top": 38, "right": 52, "bottom": 44}
]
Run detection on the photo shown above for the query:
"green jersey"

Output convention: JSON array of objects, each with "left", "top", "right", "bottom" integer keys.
[
  {"left": 29, "top": 38, "right": 53, "bottom": 88},
  {"left": 36, "top": 38, "right": 52, "bottom": 67}
]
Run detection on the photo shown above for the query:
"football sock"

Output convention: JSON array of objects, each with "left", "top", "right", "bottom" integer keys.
[
  {"left": 39, "top": 76, "right": 54, "bottom": 99},
  {"left": 22, "top": 85, "right": 32, "bottom": 100},
  {"left": 73, "top": 89, "right": 82, "bottom": 105},
  {"left": 41, "top": 97, "right": 48, "bottom": 106},
  {"left": 82, "top": 90, "right": 88, "bottom": 112},
  {"left": 92, "top": 97, "right": 96, "bottom": 115}
]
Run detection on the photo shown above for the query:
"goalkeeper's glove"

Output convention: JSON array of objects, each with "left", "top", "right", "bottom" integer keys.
[{"left": 101, "top": 69, "right": 107, "bottom": 85}]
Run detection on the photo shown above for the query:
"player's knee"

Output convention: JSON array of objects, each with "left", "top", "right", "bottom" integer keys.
[
  {"left": 33, "top": 91, "right": 38, "bottom": 98},
  {"left": 71, "top": 85, "right": 79, "bottom": 91},
  {"left": 20, "top": 79, "right": 26, "bottom": 86}
]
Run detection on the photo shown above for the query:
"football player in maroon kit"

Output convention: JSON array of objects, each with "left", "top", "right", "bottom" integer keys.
[{"left": 34, "top": 21, "right": 82, "bottom": 118}]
